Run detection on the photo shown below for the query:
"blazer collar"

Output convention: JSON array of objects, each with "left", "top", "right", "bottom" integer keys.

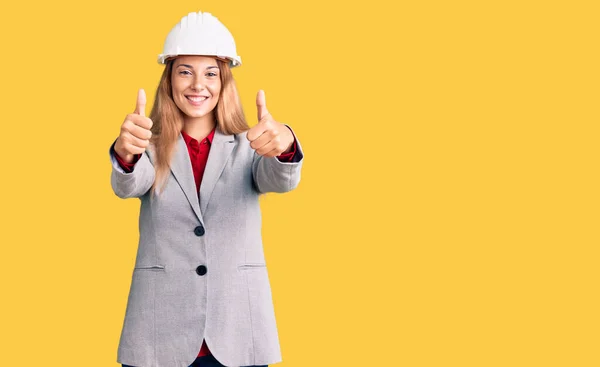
[{"left": 169, "top": 128, "right": 236, "bottom": 225}]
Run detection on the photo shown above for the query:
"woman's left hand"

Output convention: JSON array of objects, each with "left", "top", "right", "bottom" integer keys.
[{"left": 247, "top": 90, "right": 294, "bottom": 158}]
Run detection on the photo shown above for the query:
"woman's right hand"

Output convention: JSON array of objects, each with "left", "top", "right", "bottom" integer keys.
[{"left": 114, "top": 88, "right": 153, "bottom": 163}]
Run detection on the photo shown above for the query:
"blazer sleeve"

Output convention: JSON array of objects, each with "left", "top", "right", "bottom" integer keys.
[
  {"left": 109, "top": 138, "right": 156, "bottom": 199},
  {"left": 251, "top": 125, "right": 304, "bottom": 194}
]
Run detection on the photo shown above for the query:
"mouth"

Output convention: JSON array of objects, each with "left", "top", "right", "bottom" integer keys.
[{"left": 186, "top": 95, "right": 209, "bottom": 106}]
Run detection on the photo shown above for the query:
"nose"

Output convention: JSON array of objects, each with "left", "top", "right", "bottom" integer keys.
[{"left": 191, "top": 77, "right": 205, "bottom": 91}]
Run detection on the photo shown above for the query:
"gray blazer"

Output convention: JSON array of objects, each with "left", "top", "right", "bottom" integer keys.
[{"left": 109, "top": 127, "right": 304, "bottom": 367}]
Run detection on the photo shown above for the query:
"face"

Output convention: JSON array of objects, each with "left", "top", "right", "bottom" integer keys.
[{"left": 170, "top": 55, "right": 222, "bottom": 124}]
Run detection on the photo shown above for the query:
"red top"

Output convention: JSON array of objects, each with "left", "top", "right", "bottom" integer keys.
[{"left": 113, "top": 127, "right": 298, "bottom": 356}]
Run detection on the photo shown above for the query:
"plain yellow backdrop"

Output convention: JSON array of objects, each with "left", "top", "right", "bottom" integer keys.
[{"left": 0, "top": 0, "right": 598, "bottom": 366}]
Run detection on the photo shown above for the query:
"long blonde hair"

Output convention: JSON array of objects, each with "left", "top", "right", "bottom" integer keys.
[{"left": 147, "top": 57, "right": 249, "bottom": 197}]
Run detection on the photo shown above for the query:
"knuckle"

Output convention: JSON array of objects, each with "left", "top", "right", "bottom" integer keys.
[{"left": 135, "top": 126, "right": 145, "bottom": 137}]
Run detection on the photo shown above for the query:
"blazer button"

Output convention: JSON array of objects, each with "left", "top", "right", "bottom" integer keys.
[
  {"left": 194, "top": 225, "right": 205, "bottom": 236},
  {"left": 196, "top": 265, "right": 207, "bottom": 276}
]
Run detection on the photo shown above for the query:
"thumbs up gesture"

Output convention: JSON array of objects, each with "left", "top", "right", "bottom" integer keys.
[
  {"left": 114, "top": 89, "right": 154, "bottom": 163},
  {"left": 247, "top": 90, "right": 294, "bottom": 158}
]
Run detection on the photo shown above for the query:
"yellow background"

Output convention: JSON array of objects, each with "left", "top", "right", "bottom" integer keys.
[{"left": 0, "top": 0, "right": 598, "bottom": 366}]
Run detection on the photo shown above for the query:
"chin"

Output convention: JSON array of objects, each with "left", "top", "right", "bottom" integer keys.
[{"left": 190, "top": 111, "right": 213, "bottom": 119}]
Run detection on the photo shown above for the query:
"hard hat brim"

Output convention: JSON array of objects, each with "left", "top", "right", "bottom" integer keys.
[{"left": 158, "top": 53, "right": 241, "bottom": 68}]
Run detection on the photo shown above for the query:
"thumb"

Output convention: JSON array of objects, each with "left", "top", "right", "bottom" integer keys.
[
  {"left": 135, "top": 88, "right": 146, "bottom": 117},
  {"left": 256, "top": 89, "right": 270, "bottom": 121}
]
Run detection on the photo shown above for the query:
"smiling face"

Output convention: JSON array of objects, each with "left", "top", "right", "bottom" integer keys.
[{"left": 170, "top": 55, "right": 222, "bottom": 126}]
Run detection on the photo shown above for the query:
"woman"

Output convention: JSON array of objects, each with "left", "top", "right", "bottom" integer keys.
[{"left": 108, "top": 11, "right": 304, "bottom": 367}]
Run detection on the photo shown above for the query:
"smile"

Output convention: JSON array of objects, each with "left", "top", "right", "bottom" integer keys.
[{"left": 186, "top": 96, "right": 208, "bottom": 106}]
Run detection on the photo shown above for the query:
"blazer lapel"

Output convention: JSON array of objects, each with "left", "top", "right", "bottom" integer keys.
[
  {"left": 199, "top": 128, "right": 236, "bottom": 215},
  {"left": 170, "top": 133, "right": 204, "bottom": 224}
]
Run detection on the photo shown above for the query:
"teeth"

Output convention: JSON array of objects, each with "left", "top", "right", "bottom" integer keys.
[{"left": 187, "top": 96, "right": 207, "bottom": 102}]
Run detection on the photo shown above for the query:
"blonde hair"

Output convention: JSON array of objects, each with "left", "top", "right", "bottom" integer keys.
[{"left": 147, "top": 57, "right": 249, "bottom": 196}]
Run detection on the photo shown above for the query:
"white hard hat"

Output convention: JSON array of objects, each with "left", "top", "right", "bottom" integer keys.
[{"left": 158, "top": 11, "right": 242, "bottom": 68}]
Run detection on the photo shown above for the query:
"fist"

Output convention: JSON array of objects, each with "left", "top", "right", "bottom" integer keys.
[
  {"left": 114, "top": 89, "right": 154, "bottom": 163},
  {"left": 247, "top": 90, "right": 294, "bottom": 158}
]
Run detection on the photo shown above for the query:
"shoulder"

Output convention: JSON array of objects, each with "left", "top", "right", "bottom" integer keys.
[
  {"left": 231, "top": 130, "right": 258, "bottom": 162},
  {"left": 144, "top": 141, "right": 158, "bottom": 164},
  {"left": 233, "top": 130, "right": 252, "bottom": 149},
  {"left": 234, "top": 129, "right": 249, "bottom": 141}
]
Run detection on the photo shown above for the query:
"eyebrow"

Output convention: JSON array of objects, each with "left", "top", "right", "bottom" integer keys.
[{"left": 176, "top": 64, "right": 219, "bottom": 70}]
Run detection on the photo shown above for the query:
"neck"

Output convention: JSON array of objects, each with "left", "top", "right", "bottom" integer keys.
[{"left": 182, "top": 113, "right": 217, "bottom": 141}]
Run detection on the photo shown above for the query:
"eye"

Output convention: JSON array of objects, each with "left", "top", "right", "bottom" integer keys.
[
  {"left": 179, "top": 70, "right": 192, "bottom": 75},
  {"left": 207, "top": 72, "right": 218, "bottom": 77}
]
